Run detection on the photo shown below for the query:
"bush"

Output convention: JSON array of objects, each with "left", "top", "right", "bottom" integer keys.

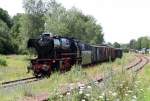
[{"left": 0, "top": 58, "right": 7, "bottom": 66}]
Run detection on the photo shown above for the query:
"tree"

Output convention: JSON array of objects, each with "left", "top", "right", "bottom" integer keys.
[
  {"left": 113, "top": 42, "right": 121, "bottom": 48},
  {"left": 0, "top": 8, "right": 13, "bottom": 28},
  {"left": 136, "top": 37, "right": 150, "bottom": 49},
  {"left": 10, "top": 13, "right": 24, "bottom": 53},
  {"left": 0, "top": 19, "right": 13, "bottom": 54},
  {"left": 129, "top": 39, "right": 137, "bottom": 49},
  {"left": 45, "top": 6, "right": 104, "bottom": 44}
]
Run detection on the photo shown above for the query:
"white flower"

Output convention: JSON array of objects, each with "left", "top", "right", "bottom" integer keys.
[
  {"left": 99, "top": 96, "right": 103, "bottom": 99},
  {"left": 81, "top": 99, "right": 85, "bottom": 101},
  {"left": 132, "top": 95, "right": 137, "bottom": 99},
  {"left": 122, "top": 81, "right": 125, "bottom": 83},
  {"left": 109, "top": 91, "right": 112, "bottom": 94},
  {"left": 140, "top": 89, "right": 144, "bottom": 91},
  {"left": 125, "top": 93, "right": 128, "bottom": 96},
  {"left": 79, "top": 90, "right": 83, "bottom": 94},
  {"left": 112, "top": 92, "right": 117, "bottom": 96},
  {"left": 85, "top": 93, "right": 90, "bottom": 97},
  {"left": 80, "top": 86, "right": 85, "bottom": 89},
  {"left": 66, "top": 92, "right": 70, "bottom": 95},
  {"left": 87, "top": 85, "right": 92, "bottom": 89},
  {"left": 101, "top": 92, "right": 105, "bottom": 96},
  {"left": 59, "top": 95, "right": 63, "bottom": 98},
  {"left": 120, "top": 84, "right": 123, "bottom": 87},
  {"left": 127, "top": 90, "right": 133, "bottom": 93}
]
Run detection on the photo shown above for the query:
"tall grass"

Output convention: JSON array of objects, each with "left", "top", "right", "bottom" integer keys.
[
  {"left": 0, "top": 53, "right": 138, "bottom": 101},
  {"left": 48, "top": 59, "right": 144, "bottom": 101}
]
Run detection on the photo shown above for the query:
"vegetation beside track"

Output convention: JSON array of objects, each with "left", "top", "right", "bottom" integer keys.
[
  {"left": 0, "top": 53, "right": 136, "bottom": 101},
  {"left": 48, "top": 56, "right": 149, "bottom": 101},
  {"left": 137, "top": 64, "right": 150, "bottom": 100},
  {"left": 0, "top": 55, "right": 32, "bottom": 83}
]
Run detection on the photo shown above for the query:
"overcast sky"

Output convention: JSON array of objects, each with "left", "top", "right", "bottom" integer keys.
[{"left": 0, "top": 0, "right": 150, "bottom": 43}]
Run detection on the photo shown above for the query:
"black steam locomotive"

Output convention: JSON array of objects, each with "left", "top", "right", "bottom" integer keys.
[{"left": 27, "top": 33, "right": 123, "bottom": 77}]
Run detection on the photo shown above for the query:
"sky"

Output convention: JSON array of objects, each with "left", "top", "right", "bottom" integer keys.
[{"left": 0, "top": 0, "right": 150, "bottom": 43}]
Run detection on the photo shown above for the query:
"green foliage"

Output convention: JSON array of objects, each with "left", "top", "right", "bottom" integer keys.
[
  {"left": 0, "top": 19, "right": 14, "bottom": 54},
  {"left": 129, "top": 39, "right": 137, "bottom": 49},
  {"left": 0, "top": 8, "right": 13, "bottom": 28},
  {"left": 46, "top": 6, "right": 104, "bottom": 44},
  {"left": 113, "top": 42, "right": 121, "bottom": 48},
  {"left": 128, "top": 36, "right": 150, "bottom": 50},
  {"left": 0, "top": 57, "right": 7, "bottom": 66}
]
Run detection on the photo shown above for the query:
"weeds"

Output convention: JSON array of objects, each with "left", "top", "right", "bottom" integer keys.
[
  {"left": 0, "top": 57, "right": 7, "bottom": 66},
  {"left": 48, "top": 55, "right": 144, "bottom": 101}
]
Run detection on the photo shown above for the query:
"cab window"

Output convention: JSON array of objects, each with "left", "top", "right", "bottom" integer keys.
[
  {"left": 54, "top": 38, "right": 60, "bottom": 48},
  {"left": 61, "top": 38, "right": 70, "bottom": 48}
]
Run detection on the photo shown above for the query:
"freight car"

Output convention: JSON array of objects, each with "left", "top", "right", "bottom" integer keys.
[{"left": 27, "top": 33, "right": 123, "bottom": 77}]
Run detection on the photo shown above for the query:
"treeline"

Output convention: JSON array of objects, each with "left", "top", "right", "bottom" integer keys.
[
  {"left": 129, "top": 36, "right": 150, "bottom": 50},
  {"left": 119, "top": 36, "right": 150, "bottom": 52},
  {"left": 0, "top": 0, "right": 104, "bottom": 54}
]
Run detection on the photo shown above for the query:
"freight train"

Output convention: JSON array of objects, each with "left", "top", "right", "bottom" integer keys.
[{"left": 27, "top": 33, "right": 123, "bottom": 77}]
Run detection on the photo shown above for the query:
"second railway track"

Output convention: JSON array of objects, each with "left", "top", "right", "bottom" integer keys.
[
  {"left": 58, "top": 54, "right": 149, "bottom": 97},
  {"left": 0, "top": 76, "right": 38, "bottom": 88}
]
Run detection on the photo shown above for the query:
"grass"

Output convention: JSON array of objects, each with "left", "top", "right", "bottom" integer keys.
[
  {"left": 48, "top": 59, "right": 146, "bottom": 101},
  {"left": 136, "top": 64, "right": 150, "bottom": 101},
  {"left": 0, "top": 53, "right": 136, "bottom": 101},
  {"left": 0, "top": 55, "right": 32, "bottom": 83}
]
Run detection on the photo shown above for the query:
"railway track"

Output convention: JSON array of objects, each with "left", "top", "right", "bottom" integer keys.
[
  {"left": 0, "top": 76, "right": 38, "bottom": 88},
  {"left": 0, "top": 54, "right": 148, "bottom": 95}
]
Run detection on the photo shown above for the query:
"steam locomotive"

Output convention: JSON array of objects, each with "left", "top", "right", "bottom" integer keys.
[{"left": 27, "top": 33, "right": 123, "bottom": 77}]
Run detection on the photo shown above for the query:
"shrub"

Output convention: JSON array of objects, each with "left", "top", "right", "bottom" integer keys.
[{"left": 0, "top": 57, "right": 7, "bottom": 66}]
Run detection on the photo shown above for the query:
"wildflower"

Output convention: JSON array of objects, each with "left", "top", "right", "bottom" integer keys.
[
  {"left": 120, "top": 84, "right": 123, "bottom": 87},
  {"left": 140, "top": 89, "right": 144, "bottom": 91},
  {"left": 59, "top": 95, "right": 63, "bottom": 98},
  {"left": 112, "top": 92, "right": 117, "bottom": 96},
  {"left": 132, "top": 95, "right": 137, "bottom": 99},
  {"left": 81, "top": 99, "right": 85, "bottom": 101},
  {"left": 101, "top": 92, "right": 105, "bottom": 96},
  {"left": 66, "top": 92, "right": 71, "bottom": 95},
  {"left": 109, "top": 90, "right": 112, "bottom": 94},
  {"left": 122, "top": 81, "right": 125, "bottom": 83},
  {"left": 80, "top": 86, "right": 85, "bottom": 89},
  {"left": 87, "top": 85, "right": 92, "bottom": 89},
  {"left": 125, "top": 93, "right": 128, "bottom": 96},
  {"left": 127, "top": 90, "right": 133, "bottom": 93},
  {"left": 85, "top": 93, "right": 90, "bottom": 97},
  {"left": 79, "top": 90, "right": 83, "bottom": 94},
  {"left": 99, "top": 96, "right": 103, "bottom": 99}
]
